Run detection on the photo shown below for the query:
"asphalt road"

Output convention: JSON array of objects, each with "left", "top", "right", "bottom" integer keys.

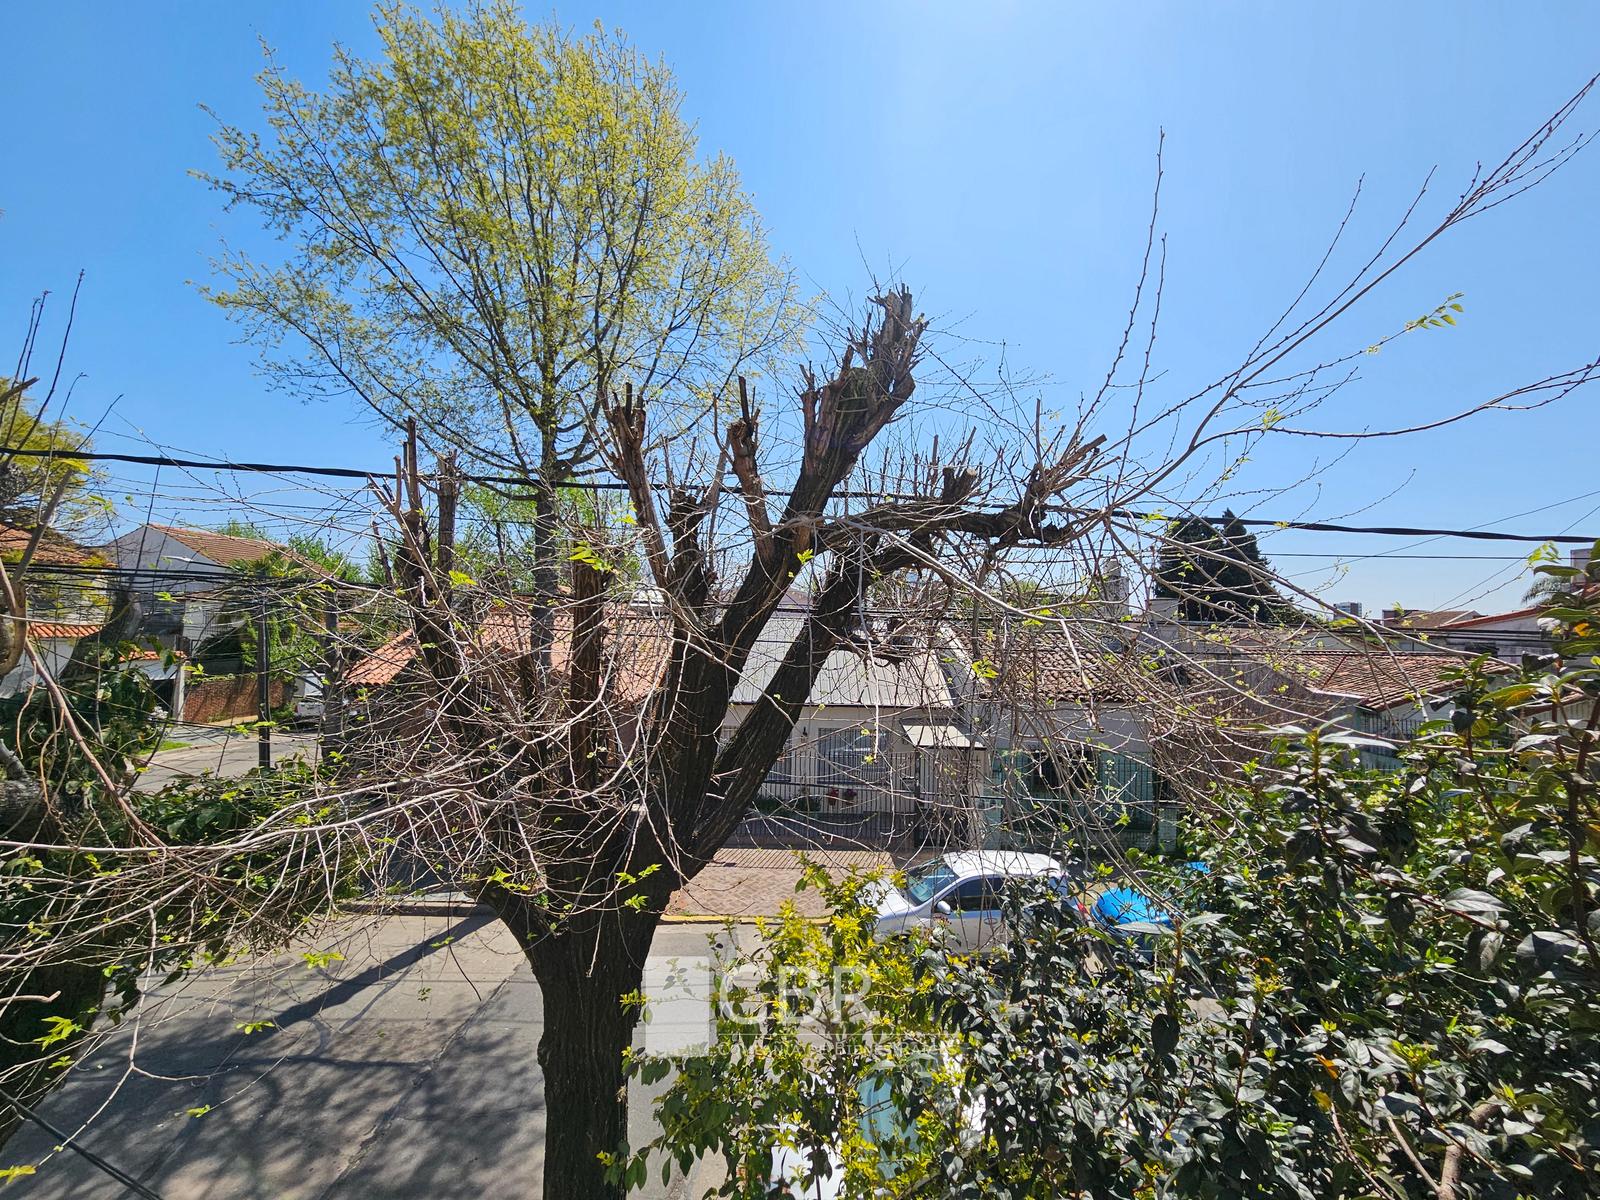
[
  {"left": 136, "top": 726, "right": 320, "bottom": 792},
  {"left": 9, "top": 913, "right": 752, "bottom": 1199}
]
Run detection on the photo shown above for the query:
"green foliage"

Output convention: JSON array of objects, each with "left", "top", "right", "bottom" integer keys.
[
  {"left": 614, "top": 864, "right": 947, "bottom": 1197},
  {"left": 1, "top": 654, "right": 365, "bottom": 1147},
  {"left": 0, "top": 378, "right": 104, "bottom": 535},
  {"left": 215, "top": 535, "right": 357, "bottom": 676},
  {"left": 202, "top": 1, "right": 806, "bottom": 469},
  {"left": 631, "top": 569, "right": 1600, "bottom": 1197}
]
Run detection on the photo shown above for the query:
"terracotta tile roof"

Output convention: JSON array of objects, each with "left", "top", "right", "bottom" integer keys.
[
  {"left": 1437, "top": 606, "right": 1542, "bottom": 628},
  {"left": 29, "top": 621, "right": 105, "bottom": 639},
  {"left": 949, "top": 623, "right": 1152, "bottom": 705},
  {"left": 345, "top": 630, "right": 419, "bottom": 687},
  {"left": 121, "top": 646, "right": 184, "bottom": 662},
  {"left": 147, "top": 524, "right": 288, "bottom": 568},
  {"left": 1281, "top": 649, "right": 1505, "bottom": 710},
  {"left": 343, "top": 603, "right": 675, "bottom": 705},
  {"left": 1381, "top": 609, "right": 1484, "bottom": 630},
  {"left": 0, "top": 523, "right": 98, "bottom": 567}
]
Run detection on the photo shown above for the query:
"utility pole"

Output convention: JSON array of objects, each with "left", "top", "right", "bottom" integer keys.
[
  {"left": 318, "top": 586, "right": 341, "bottom": 749},
  {"left": 257, "top": 592, "right": 271, "bottom": 769}
]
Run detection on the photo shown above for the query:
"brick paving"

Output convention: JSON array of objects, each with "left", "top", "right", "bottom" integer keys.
[{"left": 664, "top": 846, "right": 899, "bottom": 919}]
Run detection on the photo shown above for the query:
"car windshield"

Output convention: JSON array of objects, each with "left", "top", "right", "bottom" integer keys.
[{"left": 901, "top": 861, "right": 957, "bottom": 905}]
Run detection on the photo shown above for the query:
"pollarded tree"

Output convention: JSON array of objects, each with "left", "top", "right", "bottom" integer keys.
[
  {"left": 200, "top": 15, "right": 1600, "bottom": 1197},
  {"left": 365, "top": 290, "right": 1129, "bottom": 1197}
]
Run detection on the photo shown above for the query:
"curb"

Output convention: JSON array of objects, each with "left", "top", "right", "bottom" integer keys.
[
  {"left": 343, "top": 898, "right": 486, "bottom": 917},
  {"left": 341, "top": 902, "right": 814, "bottom": 924}
]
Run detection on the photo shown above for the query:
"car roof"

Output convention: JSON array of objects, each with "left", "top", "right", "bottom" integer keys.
[{"left": 941, "top": 850, "right": 1061, "bottom": 878}]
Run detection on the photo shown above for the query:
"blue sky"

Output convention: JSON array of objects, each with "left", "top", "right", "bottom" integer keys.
[{"left": 2, "top": 2, "right": 1597, "bottom": 612}]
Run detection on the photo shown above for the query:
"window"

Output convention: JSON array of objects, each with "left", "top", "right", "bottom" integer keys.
[
  {"left": 945, "top": 875, "right": 1006, "bottom": 913},
  {"left": 901, "top": 861, "right": 957, "bottom": 905},
  {"left": 818, "top": 726, "right": 891, "bottom": 784}
]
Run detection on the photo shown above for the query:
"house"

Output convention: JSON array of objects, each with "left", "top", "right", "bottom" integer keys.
[
  {"left": 725, "top": 614, "right": 985, "bottom": 848},
  {"left": 945, "top": 618, "right": 1174, "bottom": 853},
  {"left": 100, "top": 523, "right": 297, "bottom": 663},
  {"left": 338, "top": 600, "right": 985, "bottom": 848},
  {"left": 337, "top": 599, "right": 675, "bottom": 766},
  {"left": 1169, "top": 631, "right": 1508, "bottom": 771},
  {"left": 0, "top": 523, "right": 114, "bottom": 697},
  {"left": 0, "top": 521, "right": 109, "bottom": 623},
  {"left": 0, "top": 524, "right": 190, "bottom": 709}
]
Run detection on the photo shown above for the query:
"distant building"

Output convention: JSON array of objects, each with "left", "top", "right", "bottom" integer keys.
[{"left": 100, "top": 524, "right": 297, "bottom": 661}]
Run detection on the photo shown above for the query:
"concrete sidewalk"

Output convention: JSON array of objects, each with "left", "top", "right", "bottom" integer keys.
[{"left": 10, "top": 914, "right": 751, "bottom": 1199}]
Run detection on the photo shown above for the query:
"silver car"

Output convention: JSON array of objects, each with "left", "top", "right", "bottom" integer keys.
[{"left": 870, "top": 850, "right": 1065, "bottom": 954}]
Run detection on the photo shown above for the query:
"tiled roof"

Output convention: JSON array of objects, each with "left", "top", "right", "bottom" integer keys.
[
  {"left": 948, "top": 622, "right": 1152, "bottom": 706},
  {"left": 1382, "top": 609, "right": 1484, "bottom": 630},
  {"left": 1280, "top": 649, "right": 1504, "bottom": 710},
  {"left": 29, "top": 621, "right": 105, "bottom": 639},
  {"left": 1437, "top": 606, "right": 1542, "bottom": 628},
  {"left": 343, "top": 603, "right": 675, "bottom": 705},
  {"left": 0, "top": 523, "right": 98, "bottom": 566},
  {"left": 147, "top": 524, "right": 288, "bottom": 568}
]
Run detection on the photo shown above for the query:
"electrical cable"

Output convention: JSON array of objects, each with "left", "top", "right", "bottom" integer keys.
[
  {"left": 0, "top": 1085, "right": 167, "bottom": 1200},
  {"left": 4, "top": 445, "right": 1594, "bottom": 545}
]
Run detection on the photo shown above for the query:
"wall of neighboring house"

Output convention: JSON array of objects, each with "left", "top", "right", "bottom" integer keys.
[
  {"left": 722, "top": 705, "right": 987, "bottom": 817},
  {"left": 103, "top": 527, "right": 246, "bottom": 656},
  {"left": 103, "top": 526, "right": 223, "bottom": 597},
  {"left": 0, "top": 635, "right": 80, "bottom": 697},
  {"left": 182, "top": 675, "right": 285, "bottom": 725},
  {"left": 1337, "top": 696, "right": 1451, "bottom": 771},
  {"left": 1421, "top": 612, "right": 1548, "bottom": 662},
  {"left": 972, "top": 705, "right": 1171, "bottom": 852},
  {"left": 181, "top": 596, "right": 238, "bottom": 653}
]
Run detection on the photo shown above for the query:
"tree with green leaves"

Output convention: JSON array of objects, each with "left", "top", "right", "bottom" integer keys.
[{"left": 203, "top": 0, "right": 806, "bottom": 660}]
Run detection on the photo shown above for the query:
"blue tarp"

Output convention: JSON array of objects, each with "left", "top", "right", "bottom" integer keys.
[{"left": 1092, "top": 887, "right": 1172, "bottom": 928}]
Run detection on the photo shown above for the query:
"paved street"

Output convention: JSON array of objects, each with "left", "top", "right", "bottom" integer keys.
[
  {"left": 136, "top": 726, "right": 320, "bottom": 792},
  {"left": 10, "top": 913, "right": 753, "bottom": 1199}
]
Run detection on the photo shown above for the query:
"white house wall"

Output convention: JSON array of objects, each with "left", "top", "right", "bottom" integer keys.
[{"left": 0, "top": 637, "right": 79, "bottom": 698}]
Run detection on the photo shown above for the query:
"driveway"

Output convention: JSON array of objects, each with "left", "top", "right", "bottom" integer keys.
[{"left": 8, "top": 913, "right": 748, "bottom": 1199}]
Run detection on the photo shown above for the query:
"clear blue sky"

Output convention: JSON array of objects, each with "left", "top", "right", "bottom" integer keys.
[{"left": 3, "top": 2, "right": 1597, "bottom": 612}]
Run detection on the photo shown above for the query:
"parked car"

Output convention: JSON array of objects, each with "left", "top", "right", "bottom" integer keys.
[
  {"left": 1088, "top": 862, "right": 1210, "bottom": 957},
  {"left": 871, "top": 850, "right": 1065, "bottom": 954}
]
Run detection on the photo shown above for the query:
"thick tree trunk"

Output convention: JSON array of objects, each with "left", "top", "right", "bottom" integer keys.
[
  {"left": 536, "top": 963, "right": 640, "bottom": 1200},
  {"left": 492, "top": 894, "right": 659, "bottom": 1200}
]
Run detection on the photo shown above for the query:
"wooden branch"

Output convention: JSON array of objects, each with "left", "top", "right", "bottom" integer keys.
[
  {"left": 568, "top": 552, "right": 609, "bottom": 794},
  {"left": 604, "top": 383, "right": 673, "bottom": 589},
  {"left": 436, "top": 452, "right": 458, "bottom": 584},
  {"left": 716, "top": 289, "right": 929, "bottom": 657},
  {"left": 727, "top": 376, "right": 774, "bottom": 564}
]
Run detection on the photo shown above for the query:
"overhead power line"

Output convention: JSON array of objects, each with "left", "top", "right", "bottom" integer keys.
[{"left": 2, "top": 445, "right": 1595, "bottom": 546}]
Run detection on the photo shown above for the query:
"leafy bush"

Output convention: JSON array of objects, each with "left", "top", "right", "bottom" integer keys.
[{"left": 625, "top": 551, "right": 1599, "bottom": 1198}]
